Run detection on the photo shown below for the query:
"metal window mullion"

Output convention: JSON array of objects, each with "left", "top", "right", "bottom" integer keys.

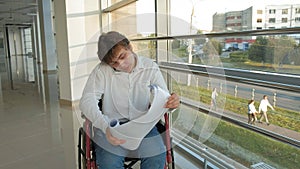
[{"left": 102, "top": 0, "right": 137, "bottom": 13}]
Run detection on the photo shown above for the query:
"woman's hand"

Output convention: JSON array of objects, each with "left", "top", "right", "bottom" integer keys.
[
  {"left": 105, "top": 127, "right": 126, "bottom": 146},
  {"left": 165, "top": 93, "right": 180, "bottom": 109}
]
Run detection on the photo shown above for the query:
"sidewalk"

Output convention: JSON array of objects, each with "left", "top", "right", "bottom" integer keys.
[
  {"left": 220, "top": 106, "right": 300, "bottom": 142},
  {"left": 183, "top": 97, "right": 300, "bottom": 144}
]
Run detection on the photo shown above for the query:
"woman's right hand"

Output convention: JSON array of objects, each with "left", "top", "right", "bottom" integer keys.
[{"left": 105, "top": 127, "right": 126, "bottom": 146}]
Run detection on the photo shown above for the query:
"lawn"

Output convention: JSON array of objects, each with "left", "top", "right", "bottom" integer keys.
[
  {"left": 174, "top": 84, "right": 300, "bottom": 132},
  {"left": 171, "top": 82, "right": 300, "bottom": 168}
]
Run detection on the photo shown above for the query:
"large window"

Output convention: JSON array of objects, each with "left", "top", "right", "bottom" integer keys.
[{"left": 101, "top": 1, "right": 300, "bottom": 169}]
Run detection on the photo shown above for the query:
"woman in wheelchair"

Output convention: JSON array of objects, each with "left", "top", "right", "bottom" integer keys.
[{"left": 79, "top": 31, "right": 180, "bottom": 169}]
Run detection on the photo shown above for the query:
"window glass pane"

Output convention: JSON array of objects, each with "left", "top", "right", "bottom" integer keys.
[
  {"left": 170, "top": 0, "right": 300, "bottom": 35},
  {"left": 131, "top": 40, "right": 157, "bottom": 60},
  {"left": 269, "top": 18, "right": 276, "bottom": 23},
  {"left": 168, "top": 0, "right": 300, "bottom": 75},
  {"left": 99, "top": 1, "right": 300, "bottom": 169},
  {"left": 257, "top": 18, "right": 262, "bottom": 23},
  {"left": 167, "top": 66, "right": 300, "bottom": 169},
  {"left": 257, "top": 10, "right": 263, "bottom": 14},
  {"left": 101, "top": 0, "right": 155, "bottom": 38},
  {"left": 66, "top": 0, "right": 99, "bottom": 14},
  {"left": 169, "top": 32, "right": 300, "bottom": 75},
  {"left": 282, "top": 8, "right": 288, "bottom": 14},
  {"left": 282, "top": 18, "right": 288, "bottom": 23}
]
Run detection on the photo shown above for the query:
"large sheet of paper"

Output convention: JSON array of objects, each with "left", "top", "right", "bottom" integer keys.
[{"left": 109, "top": 84, "right": 170, "bottom": 150}]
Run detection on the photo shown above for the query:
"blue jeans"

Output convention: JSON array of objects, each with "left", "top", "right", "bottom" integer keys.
[{"left": 93, "top": 126, "right": 166, "bottom": 169}]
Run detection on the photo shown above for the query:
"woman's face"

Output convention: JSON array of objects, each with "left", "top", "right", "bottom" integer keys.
[{"left": 110, "top": 45, "right": 136, "bottom": 73}]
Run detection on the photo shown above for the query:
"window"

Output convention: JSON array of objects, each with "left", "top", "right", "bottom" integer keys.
[
  {"left": 282, "top": 18, "right": 288, "bottom": 23},
  {"left": 282, "top": 9, "right": 288, "bottom": 14},
  {"left": 269, "top": 18, "right": 276, "bottom": 23},
  {"left": 99, "top": 2, "right": 300, "bottom": 169},
  {"left": 257, "top": 18, "right": 262, "bottom": 23},
  {"left": 269, "top": 9, "right": 276, "bottom": 14},
  {"left": 257, "top": 10, "right": 263, "bottom": 14},
  {"left": 101, "top": 0, "right": 155, "bottom": 38},
  {"left": 296, "top": 8, "right": 300, "bottom": 14},
  {"left": 226, "top": 16, "right": 235, "bottom": 20}
]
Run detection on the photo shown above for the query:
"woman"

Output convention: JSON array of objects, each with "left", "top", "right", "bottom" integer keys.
[{"left": 248, "top": 99, "right": 258, "bottom": 124}]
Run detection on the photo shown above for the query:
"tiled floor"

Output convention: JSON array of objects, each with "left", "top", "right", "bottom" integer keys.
[
  {"left": 0, "top": 77, "right": 70, "bottom": 169},
  {"left": 0, "top": 74, "right": 200, "bottom": 169}
]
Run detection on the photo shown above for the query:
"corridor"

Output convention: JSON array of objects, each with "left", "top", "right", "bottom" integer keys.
[{"left": 0, "top": 75, "right": 71, "bottom": 169}]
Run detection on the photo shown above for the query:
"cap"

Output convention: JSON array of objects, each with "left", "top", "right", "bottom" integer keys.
[{"left": 97, "top": 31, "right": 129, "bottom": 61}]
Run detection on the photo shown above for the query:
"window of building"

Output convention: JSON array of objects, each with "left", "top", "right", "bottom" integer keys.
[
  {"left": 296, "top": 8, "right": 300, "bottom": 14},
  {"left": 257, "top": 10, "right": 263, "bottom": 14},
  {"left": 282, "top": 18, "right": 288, "bottom": 23},
  {"left": 257, "top": 18, "right": 262, "bottom": 23},
  {"left": 269, "top": 18, "right": 276, "bottom": 23},
  {"left": 256, "top": 27, "right": 262, "bottom": 29},
  {"left": 282, "top": 9, "right": 288, "bottom": 14},
  {"left": 269, "top": 9, "right": 276, "bottom": 14},
  {"left": 295, "top": 17, "right": 300, "bottom": 22},
  {"left": 226, "top": 16, "right": 235, "bottom": 20}
]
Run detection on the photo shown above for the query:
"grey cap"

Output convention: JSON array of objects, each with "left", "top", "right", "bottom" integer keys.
[{"left": 97, "top": 31, "right": 129, "bottom": 61}]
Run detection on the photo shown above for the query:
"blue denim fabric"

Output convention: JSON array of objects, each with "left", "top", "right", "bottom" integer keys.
[{"left": 93, "top": 126, "right": 166, "bottom": 169}]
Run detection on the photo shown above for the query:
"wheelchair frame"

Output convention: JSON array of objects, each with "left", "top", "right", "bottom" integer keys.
[{"left": 77, "top": 113, "right": 175, "bottom": 169}]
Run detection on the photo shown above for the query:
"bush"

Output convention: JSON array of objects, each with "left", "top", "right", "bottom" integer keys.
[{"left": 229, "top": 51, "right": 248, "bottom": 62}]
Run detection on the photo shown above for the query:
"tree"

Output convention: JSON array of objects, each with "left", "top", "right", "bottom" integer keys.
[
  {"left": 248, "top": 36, "right": 268, "bottom": 62},
  {"left": 266, "top": 36, "right": 296, "bottom": 65},
  {"left": 248, "top": 36, "right": 297, "bottom": 65}
]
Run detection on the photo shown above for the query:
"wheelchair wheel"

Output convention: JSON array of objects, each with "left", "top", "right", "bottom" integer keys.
[{"left": 78, "top": 127, "right": 87, "bottom": 169}]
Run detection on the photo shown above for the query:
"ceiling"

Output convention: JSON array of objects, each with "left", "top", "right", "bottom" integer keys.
[{"left": 0, "top": 0, "right": 37, "bottom": 27}]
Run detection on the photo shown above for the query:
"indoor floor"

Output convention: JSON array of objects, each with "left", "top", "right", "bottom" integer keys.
[{"left": 0, "top": 74, "right": 199, "bottom": 169}]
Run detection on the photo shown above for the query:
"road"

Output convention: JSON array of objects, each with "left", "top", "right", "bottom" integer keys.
[{"left": 171, "top": 72, "right": 300, "bottom": 112}]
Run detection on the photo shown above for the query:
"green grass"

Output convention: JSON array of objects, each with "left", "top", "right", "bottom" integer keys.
[
  {"left": 204, "top": 120, "right": 300, "bottom": 168},
  {"left": 172, "top": 108, "right": 300, "bottom": 168},
  {"left": 173, "top": 83, "right": 300, "bottom": 132}
]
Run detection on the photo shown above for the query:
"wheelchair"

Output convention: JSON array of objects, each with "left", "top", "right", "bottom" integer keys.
[{"left": 77, "top": 101, "right": 175, "bottom": 169}]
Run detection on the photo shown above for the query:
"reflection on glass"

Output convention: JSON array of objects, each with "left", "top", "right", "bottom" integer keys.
[
  {"left": 170, "top": 0, "right": 299, "bottom": 33},
  {"left": 169, "top": 34, "right": 300, "bottom": 75},
  {"left": 99, "top": 1, "right": 300, "bottom": 168}
]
